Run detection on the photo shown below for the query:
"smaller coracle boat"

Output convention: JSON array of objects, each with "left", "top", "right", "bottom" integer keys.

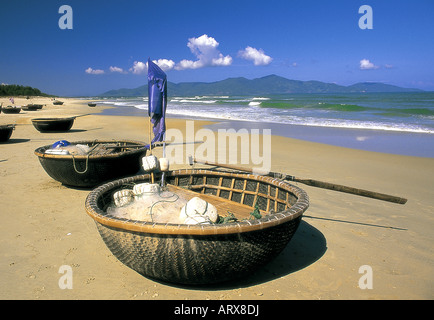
[
  {"left": 35, "top": 140, "right": 147, "bottom": 187},
  {"left": 0, "top": 124, "right": 15, "bottom": 142},
  {"left": 53, "top": 100, "right": 64, "bottom": 105},
  {"left": 88, "top": 103, "right": 97, "bottom": 107},
  {"left": 31, "top": 117, "right": 75, "bottom": 132},
  {"left": 22, "top": 104, "right": 40, "bottom": 111},
  {"left": 85, "top": 168, "right": 309, "bottom": 285},
  {"left": 1, "top": 106, "right": 21, "bottom": 114}
]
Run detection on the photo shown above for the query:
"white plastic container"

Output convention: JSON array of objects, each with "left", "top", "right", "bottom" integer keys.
[
  {"left": 133, "top": 183, "right": 160, "bottom": 197},
  {"left": 113, "top": 189, "right": 135, "bottom": 207},
  {"left": 179, "top": 197, "right": 218, "bottom": 224},
  {"left": 142, "top": 155, "right": 159, "bottom": 171},
  {"left": 158, "top": 157, "right": 170, "bottom": 172}
]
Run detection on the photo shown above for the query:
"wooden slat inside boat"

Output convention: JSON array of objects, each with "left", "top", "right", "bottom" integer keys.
[{"left": 166, "top": 184, "right": 264, "bottom": 221}]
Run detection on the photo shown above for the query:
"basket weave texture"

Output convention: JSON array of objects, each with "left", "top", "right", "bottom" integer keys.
[{"left": 85, "top": 169, "right": 309, "bottom": 285}]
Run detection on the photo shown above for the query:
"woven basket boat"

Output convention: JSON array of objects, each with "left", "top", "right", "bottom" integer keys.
[
  {"left": 22, "top": 104, "right": 40, "bottom": 111},
  {"left": 0, "top": 124, "right": 15, "bottom": 142},
  {"left": 53, "top": 100, "right": 64, "bottom": 105},
  {"left": 85, "top": 169, "right": 309, "bottom": 285},
  {"left": 34, "top": 140, "right": 147, "bottom": 187},
  {"left": 1, "top": 106, "right": 21, "bottom": 114},
  {"left": 31, "top": 117, "right": 75, "bottom": 132}
]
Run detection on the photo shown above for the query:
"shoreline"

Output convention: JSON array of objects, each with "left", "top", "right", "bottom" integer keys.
[
  {"left": 1, "top": 97, "right": 433, "bottom": 300},
  {"left": 97, "top": 103, "right": 434, "bottom": 159}
]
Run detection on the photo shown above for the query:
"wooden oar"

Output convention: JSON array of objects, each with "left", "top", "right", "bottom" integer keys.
[
  {"left": 104, "top": 140, "right": 205, "bottom": 149},
  {"left": 190, "top": 157, "right": 407, "bottom": 205}
]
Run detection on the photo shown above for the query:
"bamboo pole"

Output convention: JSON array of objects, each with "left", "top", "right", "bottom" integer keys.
[
  {"left": 148, "top": 117, "right": 152, "bottom": 155},
  {"left": 190, "top": 157, "right": 407, "bottom": 205}
]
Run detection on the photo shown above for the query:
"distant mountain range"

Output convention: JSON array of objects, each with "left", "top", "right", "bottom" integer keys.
[{"left": 100, "top": 74, "right": 422, "bottom": 97}]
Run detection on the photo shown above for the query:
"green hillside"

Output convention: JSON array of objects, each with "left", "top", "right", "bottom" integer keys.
[{"left": 101, "top": 74, "right": 422, "bottom": 97}]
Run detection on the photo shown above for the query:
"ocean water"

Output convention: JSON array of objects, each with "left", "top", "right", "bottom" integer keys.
[{"left": 94, "top": 92, "right": 434, "bottom": 157}]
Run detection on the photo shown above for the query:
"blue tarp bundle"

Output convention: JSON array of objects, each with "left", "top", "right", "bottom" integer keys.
[{"left": 147, "top": 58, "right": 167, "bottom": 146}]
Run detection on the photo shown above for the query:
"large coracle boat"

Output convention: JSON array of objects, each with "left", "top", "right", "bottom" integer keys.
[{"left": 85, "top": 168, "right": 309, "bottom": 285}]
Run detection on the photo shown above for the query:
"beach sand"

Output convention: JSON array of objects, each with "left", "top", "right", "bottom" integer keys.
[{"left": 0, "top": 97, "right": 433, "bottom": 300}]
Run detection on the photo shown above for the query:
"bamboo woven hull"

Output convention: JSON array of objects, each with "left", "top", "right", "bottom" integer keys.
[
  {"left": 96, "top": 217, "right": 301, "bottom": 284},
  {"left": 22, "top": 104, "right": 39, "bottom": 111},
  {"left": 85, "top": 170, "right": 309, "bottom": 285},
  {"left": 34, "top": 140, "right": 147, "bottom": 187},
  {"left": 32, "top": 118, "right": 75, "bottom": 132},
  {"left": 1, "top": 107, "right": 21, "bottom": 114},
  {"left": 0, "top": 125, "right": 15, "bottom": 142}
]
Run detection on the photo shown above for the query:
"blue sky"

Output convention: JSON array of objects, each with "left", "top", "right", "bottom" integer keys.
[{"left": 1, "top": 0, "right": 433, "bottom": 96}]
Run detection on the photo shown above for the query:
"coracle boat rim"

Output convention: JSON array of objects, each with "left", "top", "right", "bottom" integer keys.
[
  {"left": 34, "top": 139, "right": 147, "bottom": 160},
  {"left": 85, "top": 169, "right": 309, "bottom": 236},
  {"left": 0, "top": 124, "right": 16, "bottom": 129},
  {"left": 32, "top": 117, "right": 76, "bottom": 122}
]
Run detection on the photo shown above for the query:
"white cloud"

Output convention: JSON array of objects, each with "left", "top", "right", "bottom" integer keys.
[
  {"left": 154, "top": 59, "right": 175, "bottom": 72},
  {"left": 175, "top": 34, "right": 232, "bottom": 70},
  {"left": 176, "top": 59, "right": 202, "bottom": 70},
  {"left": 85, "top": 67, "right": 104, "bottom": 75},
  {"left": 238, "top": 46, "right": 272, "bottom": 66},
  {"left": 129, "top": 59, "right": 175, "bottom": 74},
  {"left": 130, "top": 61, "right": 147, "bottom": 74},
  {"left": 109, "top": 66, "right": 125, "bottom": 73},
  {"left": 359, "top": 59, "right": 379, "bottom": 70}
]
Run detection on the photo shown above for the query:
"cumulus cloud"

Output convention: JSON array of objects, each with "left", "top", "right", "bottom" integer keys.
[
  {"left": 359, "top": 59, "right": 379, "bottom": 70},
  {"left": 109, "top": 66, "right": 125, "bottom": 73},
  {"left": 175, "top": 34, "right": 232, "bottom": 70},
  {"left": 238, "top": 46, "right": 272, "bottom": 66},
  {"left": 154, "top": 59, "right": 175, "bottom": 72},
  {"left": 130, "top": 61, "right": 147, "bottom": 74},
  {"left": 129, "top": 59, "right": 175, "bottom": 74},
  {"left": 85, "top": 67, "right": 104, "bottom": 75},
  {"left": 87, "top": 35, "right": 275, "bottom": 75}
]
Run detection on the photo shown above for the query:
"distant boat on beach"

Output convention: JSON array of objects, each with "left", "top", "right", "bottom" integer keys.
[
  {"left": 0, "top": 124, "right": 15, "bottom": 142},
  {"left": 1, "top": 105, "right": 21, "bottom": 114},
  {"left": 53, "top": 100, "right": 64, "bottom": 105},
  {"left": 22, "top": 104, "right": 40, "bottom": 111},
  {"left": 32, "top": 117, "right": 76, "bottom": 132}
]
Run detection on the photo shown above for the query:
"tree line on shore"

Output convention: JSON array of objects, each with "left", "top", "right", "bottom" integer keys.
[{"left": 0, "top": 84, "right": 53, "bottom": 97}]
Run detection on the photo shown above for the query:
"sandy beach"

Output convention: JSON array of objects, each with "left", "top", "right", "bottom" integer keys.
[{"left": 0, "top": 97, "right": 433, "bottom": 300}]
